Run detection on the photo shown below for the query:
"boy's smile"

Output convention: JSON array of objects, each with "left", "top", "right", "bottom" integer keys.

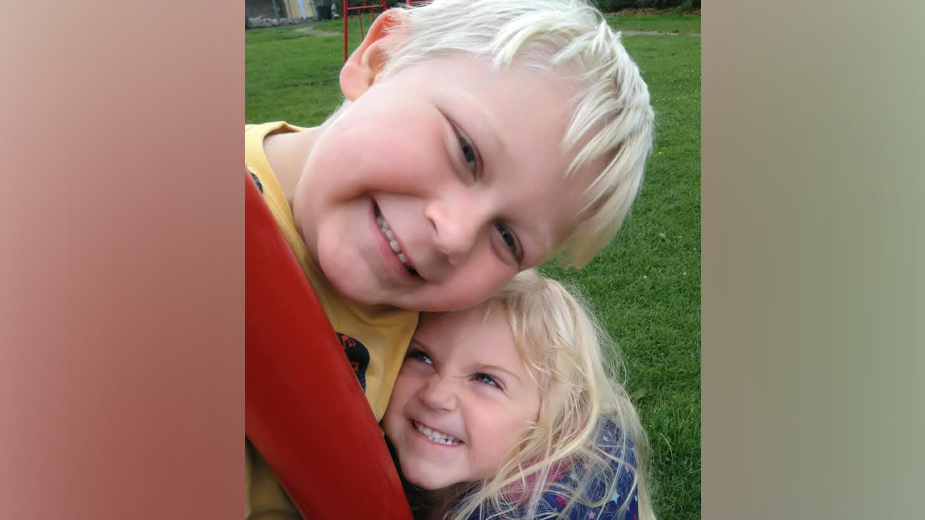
[
  {"left": 373, "top": 201, "right": 420, "bottom": 279},
  {"left": 289, "top": 54, "right": 597, "bottom": 312}
]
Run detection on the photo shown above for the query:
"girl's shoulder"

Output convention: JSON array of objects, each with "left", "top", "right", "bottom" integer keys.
[
  {"left": 468, "top": 418, "right": 641, "bottom": 520},
  {"left": 538, "top": 418, "right": 640, "bottom": 520}
]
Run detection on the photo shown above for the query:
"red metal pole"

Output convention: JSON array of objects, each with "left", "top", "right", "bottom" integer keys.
[
  {"left": 343, "top": 0, "right": 389, "bottom": 62},
  {"left": 343, "top": 0, "right": 348, "bottom": 62}
]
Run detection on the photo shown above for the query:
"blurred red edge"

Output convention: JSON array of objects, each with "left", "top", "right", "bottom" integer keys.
[{"left": 245, "top": 171, "right": 412, "bottom": 519}]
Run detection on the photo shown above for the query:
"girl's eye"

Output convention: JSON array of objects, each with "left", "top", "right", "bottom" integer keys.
[
  {"left": 459, "top": 135, "right": 478, "bottom": 175},
  {"left": 408, "top": 350, "right": 433, "bottom": 365},
  {"left": 495, "top": 223, "right": 522, "bottom": 262},
  {"left": 474, "top": 373, "right": 501, "bottom": 388}
]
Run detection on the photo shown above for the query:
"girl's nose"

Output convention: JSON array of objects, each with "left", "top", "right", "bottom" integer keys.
[{"left": 418, "top": 374, "right": 458, "bottom": 412}]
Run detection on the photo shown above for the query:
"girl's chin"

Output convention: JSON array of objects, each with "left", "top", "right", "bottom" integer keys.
[
  {"left": 402, "top": 469, "right": 454, "bottom": 493},
  {"left": 404, "top": 474, "right": 442, "bottom": 491}
]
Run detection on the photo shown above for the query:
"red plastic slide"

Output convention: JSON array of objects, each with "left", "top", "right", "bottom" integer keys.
[{"left": 245, "top": 171, "right": 413, "bottom": 520}]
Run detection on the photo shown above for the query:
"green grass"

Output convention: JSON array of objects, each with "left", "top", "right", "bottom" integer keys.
[
  {"left": 540, "top": 34, "right": 701, "bottom": 519},
  {"left": 245, "top": 27, "right": 365, "bottom": 123},
  {"left": 247, "top": 25, "right": 700, "bottom": 520},
  {"left": 312, "top": 16, "right": 371, "bottom": 34},
  {"left": 606, "top": 13, "right": 701, "bottom": 34},
  {"left": 306, "top": 12, "right": 702, "bottom": 36}
]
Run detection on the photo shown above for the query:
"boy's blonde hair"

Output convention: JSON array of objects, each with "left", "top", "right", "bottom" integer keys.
[
  {"left": 381, "top": 0, "right": 654, "bottom": 267},
  {"left": 430, "top": 270, "right": 654, "bottom": 520}
]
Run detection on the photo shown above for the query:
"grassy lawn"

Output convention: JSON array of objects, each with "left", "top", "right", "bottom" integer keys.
[
  {"left": 308, "top": 11, "right": 701, "bottom": 35},
  {"left": 540, "top": 34, "right": 701, "bottom": 519},
  {"left": 607, "top": 12, "right": 701, "bottom": 34},
  {"left": 247, "top": 17, "right": 700, "bottom": 520},
  {"left": 311, "top": 16, "right": 371, "bottom": 34}
]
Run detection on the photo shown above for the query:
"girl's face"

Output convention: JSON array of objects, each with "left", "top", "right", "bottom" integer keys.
[{"left": 383, "top": 303, "right": 542, "bottom": 491}]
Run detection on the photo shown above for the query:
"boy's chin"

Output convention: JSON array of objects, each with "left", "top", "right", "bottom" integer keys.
[
  {"left": 327, "top": 276, "right": 422, "bottom": 310},
  {"left": 333, "top": 284, "right": 412, "bottom": 310},
  {"left": 322, "top": 271, "right": 389, "bottom": 306}
]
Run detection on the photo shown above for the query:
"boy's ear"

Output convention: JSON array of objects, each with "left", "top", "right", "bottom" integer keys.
[{"left": 340, "top": 9, "right": 409, "bottom": 101}]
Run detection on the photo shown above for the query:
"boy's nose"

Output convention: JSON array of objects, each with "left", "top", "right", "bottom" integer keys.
[
  {"left": 425, "top": 195, "right": 486, "bottom": 267},
  {"left": 418, "top": 375, "right": 458, "bottom": 411}
]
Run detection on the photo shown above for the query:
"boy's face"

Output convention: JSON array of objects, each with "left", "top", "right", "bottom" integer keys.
[
  {"left": 294, "top": 56, "right": 595, "bottom": 311},
  {"left": 382, "top": 304, "right": 541, "bottom": 490}
]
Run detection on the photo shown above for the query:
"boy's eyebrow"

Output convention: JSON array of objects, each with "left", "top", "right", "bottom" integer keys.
[
  {"left": 455, "top": 93, "right": 566, "bottom": 265},
  {"left": 457, "top": 92, "right": 505, "bottom": 157}
]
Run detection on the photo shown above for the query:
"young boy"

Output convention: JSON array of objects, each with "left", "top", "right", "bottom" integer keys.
[{"left": 245, "top": 0, "right": 654, "bottom": 517}]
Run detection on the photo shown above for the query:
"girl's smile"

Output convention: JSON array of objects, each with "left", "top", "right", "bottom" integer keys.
[
  {"left": 410, "top": 420, "right": 464, "bottom": 447},
  {"left": 383, "top": 303, "right": 541, "bottom": 490}
]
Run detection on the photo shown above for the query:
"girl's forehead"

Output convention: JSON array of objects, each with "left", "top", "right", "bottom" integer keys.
[
  {"left": 418, "top": 305, "right": 509, "bottom": 350},
  {"left": 417, "top": 303, "right": 501, "bottom": 341},
  {"left": 419, "top": 305, "right": 538, "bottom": 373}
]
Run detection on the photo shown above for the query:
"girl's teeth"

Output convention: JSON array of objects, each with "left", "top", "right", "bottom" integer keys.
[
  {"left": 398, "top": 253, "right": 407, "bottom": 263},
  {"left": 385, "top": 228, "right": 394, "bottom": 240},
  {"left": 414, "top": 422, "right": 459, "bottom": 445},
  {"left": 389, "top": 240, "right": 401, "bottom": 253}
]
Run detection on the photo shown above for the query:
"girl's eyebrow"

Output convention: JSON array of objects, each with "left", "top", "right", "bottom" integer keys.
[
  {"left": 409, "top": 337, "right": 430, "bottom": 350},
  {"left": 478, "top": 364, "right": 522, "bottom": 382}
]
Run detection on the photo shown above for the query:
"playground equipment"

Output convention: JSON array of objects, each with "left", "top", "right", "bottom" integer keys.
[
  {"left": 245, "top": 171, "right": 413, "bottom": 520},
  {"left": 342, "top": 0, "right": 432, "bottom": 62},
  {"left": 342, "top": 0, "right": 388, "bottom": 62}
]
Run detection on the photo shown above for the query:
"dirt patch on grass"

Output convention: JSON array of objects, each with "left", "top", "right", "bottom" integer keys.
[
  {"left": 294, "top": 27, "right": 341, "bottom": 37},
  {"left": 612, "top": 8, "right": 701, "bottom": 15},
  {"left": 622, "top": 30, "right": 701, "bottom": 37}
]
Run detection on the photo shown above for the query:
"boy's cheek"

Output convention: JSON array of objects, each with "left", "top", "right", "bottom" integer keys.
[{"left": 392, "top": 281, "right": 507, "bottom": 313}]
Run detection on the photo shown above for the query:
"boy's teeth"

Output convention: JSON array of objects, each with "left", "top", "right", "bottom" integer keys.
[{"left": 377, "top": 210, "right": 416, "bottom": 273}]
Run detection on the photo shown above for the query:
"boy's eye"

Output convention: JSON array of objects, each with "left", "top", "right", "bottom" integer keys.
[
  {"left": 458, "top": 134, "right": 478, "bottom": 175},
  {"left": 408, "top": 349, "right": 433, "bottom": 365},
  {"left": 495, "top": 223, "right": 523, "bottom": 263},
  {"left": 474, "top": 373, "right": 501, "bottom": 388}
]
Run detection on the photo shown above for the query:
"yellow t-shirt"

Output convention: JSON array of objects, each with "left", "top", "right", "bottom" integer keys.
[{"left": 244, "top": 122, "right": 419, "bottom": 518}]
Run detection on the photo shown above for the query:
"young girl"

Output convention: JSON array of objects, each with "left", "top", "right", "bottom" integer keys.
[{"left": 383, "top": 270, "right": 654, "bottom": 520}]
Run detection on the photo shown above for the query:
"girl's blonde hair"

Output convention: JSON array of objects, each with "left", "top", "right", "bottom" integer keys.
[
  {"left": 429, "top": 270, "right": 654, "bottom": 520},
  {"left": 379, "top": 0, "right": 655, "bottom": 268}
]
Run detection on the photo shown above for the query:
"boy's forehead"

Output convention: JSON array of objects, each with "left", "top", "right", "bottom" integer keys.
[
  {"left": 391, "top": 54, "right": 580, "bottom": 107},
  {"left": 416, "top": 59, "right": 579, "bottom": 152},
  {"left": 457, "top": 91, "right": 505, "bottom": 152}
]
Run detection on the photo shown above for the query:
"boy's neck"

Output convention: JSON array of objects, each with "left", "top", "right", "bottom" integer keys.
[{"left": 263, "top": 126, "right": 321, "bottom": 204}]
